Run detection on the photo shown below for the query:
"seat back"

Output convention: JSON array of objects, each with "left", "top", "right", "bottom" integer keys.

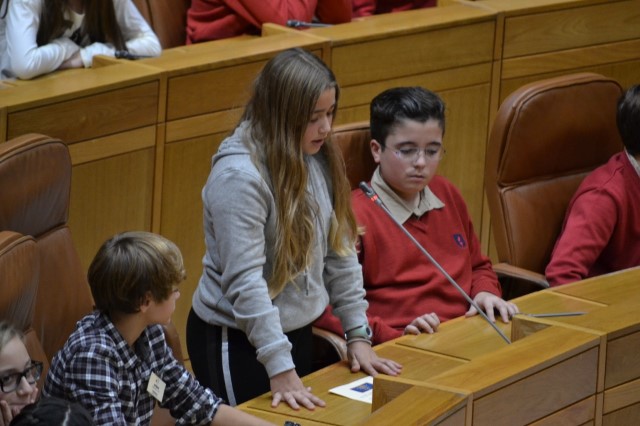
[
  {"left": 485, "top": 73, "right": 623, "bottom": 275},
  {"left": 0, "top": 231, "right": 49, "bottom": 388},
  {"left": 333, "top": 121, "right": 376, "bottom": 189},
  {"left": 0, "top": 134, "right": 94, "bottom": 359},
  {"left": 133, "top": 0, "right": 191, "bottom": 48}
]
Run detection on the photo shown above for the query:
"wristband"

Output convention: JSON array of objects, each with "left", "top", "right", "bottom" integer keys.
[
  {"left": 346, "top": 337, "right": 372, "bottom": 345},
  {"left": 345, "top": 324, "right": 372, "bottom": 343}
]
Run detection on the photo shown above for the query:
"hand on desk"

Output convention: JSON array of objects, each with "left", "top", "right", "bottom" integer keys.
[
  {"left": 466, "top": 291, "right": 519, "bottom": 323},
  {"left": 404, "top": 312, "right": 440, "bottom": 336},
  {"left": 270, "top": 369, "right": 325, "bottom": 411},
  {"left": 347, "top": 341, "right": 402, "bottom": 377}
]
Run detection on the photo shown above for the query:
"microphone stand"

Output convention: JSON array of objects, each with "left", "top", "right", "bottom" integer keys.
[{"left": 359, "top": 182, "right": 511, "bottom": 345}]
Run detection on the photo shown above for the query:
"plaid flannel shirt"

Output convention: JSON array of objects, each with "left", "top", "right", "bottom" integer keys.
[{"left": 44, "top": 312, "right": 222, "bottom": 425}]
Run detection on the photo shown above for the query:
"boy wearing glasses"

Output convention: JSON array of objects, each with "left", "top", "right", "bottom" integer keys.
[
  {"left": 316, "top": 87, "right": 518, "bottom": 345},
  {"left": 43, "top": 232, "right": 272, "bottom": 426}
]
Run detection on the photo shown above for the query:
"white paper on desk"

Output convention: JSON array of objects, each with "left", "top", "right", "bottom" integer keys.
[{"left": 329, "top": 376, "right": 373, "bottom": 404}]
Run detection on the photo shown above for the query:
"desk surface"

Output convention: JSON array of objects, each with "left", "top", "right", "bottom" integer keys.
[{"left": 239, "top": 267, "right": 640, "bottom": 425}]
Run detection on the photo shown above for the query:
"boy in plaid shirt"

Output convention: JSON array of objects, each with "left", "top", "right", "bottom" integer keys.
[{"left": 44, "top": 231, "right": 272, "bottom": 426}]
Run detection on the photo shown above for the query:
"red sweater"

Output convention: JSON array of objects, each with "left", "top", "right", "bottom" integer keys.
[
  {"left": 187, "top": 0, "right": 351, "bottom": 43},
  {"left": 546, "top": 152, "right": 640, "bottom": 287},
  {"left": 352, "top": 0, "right": 436, "bottom": 18},
  {"left": 315, "top": 175, "right": 501, "bottom": 344}
]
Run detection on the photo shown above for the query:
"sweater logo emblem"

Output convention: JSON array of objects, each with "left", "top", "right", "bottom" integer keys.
[{"left": 453, "top": 234, "right": 466, "bottom": 248}]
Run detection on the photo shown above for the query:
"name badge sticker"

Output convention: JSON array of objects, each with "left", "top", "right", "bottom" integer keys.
[{"left": 147, "top": 372, "right": 166, "bottom": 402}]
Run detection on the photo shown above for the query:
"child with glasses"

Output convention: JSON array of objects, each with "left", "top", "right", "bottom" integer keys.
[
  {"left": 315, "top": 86, "right": 518, "bottom": 345},
  {"left": 0, "top": 321, "right": 40, "bottom": 426},
  {"left": 43, "top": 231, "right": 273, "bottom": 426}
]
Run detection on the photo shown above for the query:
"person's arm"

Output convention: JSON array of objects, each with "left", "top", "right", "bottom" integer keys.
[
  {"left": 76, "top": 0, "right": 161, "bottom": 67},
  {"left": 205, "top": 167, "right": 314, "bottom": 410},
  {"left": 314, "top": 306, "right": 403, "bottom": 345},
  {"left": 211, "top": 405, "right": 276, "bottom": 426},
  {"left": 222, "top": 0, "right": 325, "bottom": 28},
  {"left": 351, "top": 0, "right": 376, "bottom": 18},
  {"left": 207, "top": 168, "right": 293, "bottom": 373},
  {"left": 6, "top": 0, "right": 80, "bottom": 79},
  {"left": 323, "top": 242, "right": 402, "bottom": 376},
  {"left": 64, "top": 346, "right": 128, "bottom": 425},
  {"left": 115, "top": 0, "right": 161, "bottom": 57},
  {"left": 315, "top": 0, "right": 352, "bottom": 24},
  {"left": 450, "top": 187, "right": 501, "bottom": 300},
  {"left": 546, "top": 190, "right": 617, "bottom": 286}
]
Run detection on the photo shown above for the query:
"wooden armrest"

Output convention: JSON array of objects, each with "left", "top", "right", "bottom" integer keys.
[
  {"left": 493, "top": 263, "right": 549, "bottom": 289},
  {"left": 312, "top": 326, "right": 348, "bottom": 361}
]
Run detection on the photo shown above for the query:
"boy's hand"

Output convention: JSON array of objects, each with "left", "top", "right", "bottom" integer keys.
[
  {"left": 347, "top": 341, "right": 402, "bottom": 377},
  {"left": 403, "top": 312, "right": 440, "bottom": 335},
  {"left": 466, "top": 291, "right": 519, "bottom": 323}
]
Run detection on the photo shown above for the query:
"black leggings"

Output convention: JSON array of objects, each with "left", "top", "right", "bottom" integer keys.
[{"left": 186, "top": 308, "right": 313, "bottom": 406}]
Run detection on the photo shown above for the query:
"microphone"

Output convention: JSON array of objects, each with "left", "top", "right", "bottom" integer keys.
[
  {"left": 114, "top": 50, "right": 153, "bottom": 60},
  {"left": 286, "top": 20, "right": 332, "bottom": 28},
  {"left": 359, "top": 182, "right": 511, "bottom": 345}
]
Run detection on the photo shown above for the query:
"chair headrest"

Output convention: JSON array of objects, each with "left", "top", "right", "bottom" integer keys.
[
  {"left": 0, "top": 134, "right": 71, "bottom": 238},
  {"left": 489, "top": 73, "right": 623, "bottom": 187}
]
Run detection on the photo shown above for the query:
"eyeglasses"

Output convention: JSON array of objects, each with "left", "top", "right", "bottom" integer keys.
[
  {"left": 0, "top": 361, "right": 43, "bottom": 393},
  {"left": 392, "top": 146, "right": 445, "bottom": 163}
]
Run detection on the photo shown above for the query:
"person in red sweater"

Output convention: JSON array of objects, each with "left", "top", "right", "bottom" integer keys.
[
  {"left": 545, "top": 85, "right": 640, "bottom": 287},
  {"left": 352, "top": 0, "right": 436, "bottom": 18},
  {"left": 186, "top": 0, "right": 351, "bottom": 43},
  {"left": 315, "top": 86, "right": 518, "bottom": 345}
]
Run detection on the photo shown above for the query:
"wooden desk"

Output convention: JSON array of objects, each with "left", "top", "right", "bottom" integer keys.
[{"left": 239, "top": 267, "right": 640, "bottom": 425}]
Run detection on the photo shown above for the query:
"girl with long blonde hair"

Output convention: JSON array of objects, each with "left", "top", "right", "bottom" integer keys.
[{"left": 187, "top": 48, "right": 401, "bottom": 410}]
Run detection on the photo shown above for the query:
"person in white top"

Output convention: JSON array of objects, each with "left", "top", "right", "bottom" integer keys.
[{"left": 0, "top": 0, "right": 161, "bottom": 80}]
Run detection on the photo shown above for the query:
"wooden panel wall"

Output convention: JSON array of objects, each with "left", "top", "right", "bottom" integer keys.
[{"left": 0, "top": 64, "right": 161, "bottom": 270}]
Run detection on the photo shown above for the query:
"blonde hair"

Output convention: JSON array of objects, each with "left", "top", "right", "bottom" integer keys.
[
  {"left": 88, "top": 231, "right": 186, "bottom": 314},
  {"left": 242, "top": 48, "right": 357, "bottom": 297}
]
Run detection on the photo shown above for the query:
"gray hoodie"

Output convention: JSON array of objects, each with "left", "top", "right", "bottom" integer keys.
[{"left": 192, "top": 122, "right": 368, "bottom": 378}]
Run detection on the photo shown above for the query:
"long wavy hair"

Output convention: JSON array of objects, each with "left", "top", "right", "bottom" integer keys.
[
  {"left": 36, "top": 0, "right": 126, "bottom": 50},
  {"left": 242, "top": 48, "right": 357, "bottom": 297}
]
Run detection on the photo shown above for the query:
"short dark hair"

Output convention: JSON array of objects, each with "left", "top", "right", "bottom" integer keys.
[
  {"left": 88, "top": 232, "right": 186, "bottom": 314},
  {"left": 370, "top": 86, "right": 446, "bottom": 148},
  {"left": 10, "top": 396, "right": 95, "bottom": 426},
  {"left": 617, "top": 84, "right": 640, "bottom": 156}
]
